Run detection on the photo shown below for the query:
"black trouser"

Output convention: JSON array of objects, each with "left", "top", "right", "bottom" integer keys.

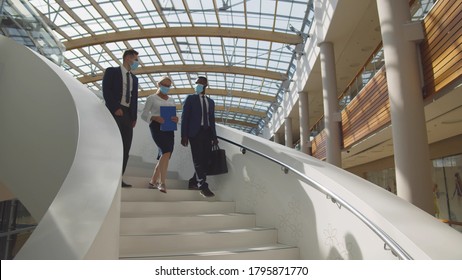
[
  {"left": 189, "top": 127, "right": 212, "bottom": 184},
  {"left": 114, "top": 106, "right": 133, "bottom": 175}
]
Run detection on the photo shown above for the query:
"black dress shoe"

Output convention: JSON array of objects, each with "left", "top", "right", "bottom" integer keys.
[
  {"left": 199, "top": 182, "right": 215, "bottom": 197},
  {"left": 200, "top": 188, "right": 215, "bottom": 197},
  {"left": 188, "top": 178, "right": 198, "bottom": 190},
  {"left": 122, "top": 181, "right": 132, "bottom": 188}
]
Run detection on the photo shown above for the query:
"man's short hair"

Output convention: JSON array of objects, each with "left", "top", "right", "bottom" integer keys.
[
  {"left": 196, "top": 76, "right": 208, "bottom": 86},
  {"left": 123, "top": 49, "right": 139, "bottom": 59}
]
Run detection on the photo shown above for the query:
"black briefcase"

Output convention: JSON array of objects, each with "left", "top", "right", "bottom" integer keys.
[{"left": 207, "top": 144, "right": 228, "bottom": 175}]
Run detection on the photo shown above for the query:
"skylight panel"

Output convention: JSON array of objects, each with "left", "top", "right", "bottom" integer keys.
[
  {"left": 131, "top": 0, "right": 155, "bottom": 13},
  {"left": 190, "top": 12, "right": 207, "bottom": 25},
  {"left": 98, "top": 2, "right": 119, "bottom": 16}
]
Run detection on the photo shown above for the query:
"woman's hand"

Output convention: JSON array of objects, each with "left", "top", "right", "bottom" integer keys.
[
  {"left": 171, "top": 116, "right": 179, "bottom": 123},
  {"left": 151, "top": 116, "right": 164, "bottom": 124}
]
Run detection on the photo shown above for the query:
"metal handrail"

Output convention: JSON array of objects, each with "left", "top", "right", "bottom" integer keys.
[{"left": 217, "top": 135, "right": 413, "bottom": 260}]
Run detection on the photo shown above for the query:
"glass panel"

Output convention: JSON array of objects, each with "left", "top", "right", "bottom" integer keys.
[
  {"left": 0, "top": 200, "right": 37, "bottom": 260},
  {"left": 365, "top": 153, "right": 462, "bottom": 233}
]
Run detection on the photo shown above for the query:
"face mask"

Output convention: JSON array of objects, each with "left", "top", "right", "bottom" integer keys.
[
  {"left": 159, "top": 86, "right": 170, "bottom": 94},
  {"left": 130, "top": 60, "right": 139, "bottom": 71},
  {"left": 195, "top": 84, "right": 204, "bottom": 94}
]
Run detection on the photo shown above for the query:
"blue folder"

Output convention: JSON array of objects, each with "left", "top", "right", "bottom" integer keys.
[{"left": 160, "top": 106, "right": 177, "bottom": 131}]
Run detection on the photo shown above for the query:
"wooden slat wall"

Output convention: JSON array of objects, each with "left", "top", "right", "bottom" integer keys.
[
  {"left": 311, "top": 1, "right": 461, "bottom": 160},
  {"left": 341, "top": 68, "right": 390, "bottom": 149},
  {"left": 421, "top": 0, "right": 462, "bottom": 98},
  {"left": 312, "top": 69, "right": 390, "bottom": 159},
  {"left": 311, "top": 130, "right": 327, "bottom": 160}
]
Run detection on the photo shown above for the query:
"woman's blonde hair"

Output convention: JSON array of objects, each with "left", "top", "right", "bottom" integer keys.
[{"left": 158, "top": 76, "right": 172, "bottom": 86}]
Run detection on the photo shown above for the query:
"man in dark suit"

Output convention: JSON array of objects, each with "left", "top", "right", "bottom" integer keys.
[
  {"left": 102, "top": 49, "right": 139, "bottom": 187},
  {"left": 181, "top": 76, "right": 218, "bottom": 197}
]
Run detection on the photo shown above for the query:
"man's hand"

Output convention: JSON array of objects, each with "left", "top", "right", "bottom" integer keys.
[
  {"left": 114, "top": 108, "right": 123, "bottom": 116},
  {"left": 212, "top": 138, "right": 219, "bottom": 146},
  {"left": 131, "top": 120, "right": 137, "bottom": 128},
  {"left": 181, "top": 137, "right": 189, "bottom": 147}
]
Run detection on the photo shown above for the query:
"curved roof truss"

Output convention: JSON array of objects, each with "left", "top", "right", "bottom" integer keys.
[
  {"left": 78, "top": 64, "right": 288, "bottom": 84},
  {"left": 64, "top": 27, "right": 302, "bottom": 50},
  {"left": 140, "top": 88, "right": 275, "bottom": 102}
]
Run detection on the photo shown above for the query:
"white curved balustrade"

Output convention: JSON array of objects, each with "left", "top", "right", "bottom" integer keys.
[{"left": 0, "top": 36, "right": 123, "bottom": 259}]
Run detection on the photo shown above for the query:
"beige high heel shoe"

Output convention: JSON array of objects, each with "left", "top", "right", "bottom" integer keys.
[
  {"left": 157, "top": 183, "right": 167, "bottom": 193},
  {"left": 148, "top": 181, "right": 158, "bottom": 189}
]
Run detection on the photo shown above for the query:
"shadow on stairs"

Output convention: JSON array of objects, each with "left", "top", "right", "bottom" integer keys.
[{"left": 119, "top": 176, "right": 300, "bottom": 260}]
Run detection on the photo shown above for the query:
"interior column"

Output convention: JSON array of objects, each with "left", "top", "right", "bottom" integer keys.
[
  {"left": 318, "top": 41, "right": 342, "bottom": 167},
  {"left": 376, "top": 0, "right": 433, "bottom": 213}
]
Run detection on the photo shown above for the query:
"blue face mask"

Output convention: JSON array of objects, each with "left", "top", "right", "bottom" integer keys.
[
  {"left": 130, "top": 61, "right": 139, "bottom": 71},
  {"left": 195, "top": 84, "right": 204, "bottom": 94},
  {"left": 159, "top": 86, "right": 170, "bottom": 94}
]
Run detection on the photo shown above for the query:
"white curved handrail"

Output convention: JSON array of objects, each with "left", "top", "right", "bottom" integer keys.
[{"left": 0, "top": 36, "right": 123, "bottom": 259}]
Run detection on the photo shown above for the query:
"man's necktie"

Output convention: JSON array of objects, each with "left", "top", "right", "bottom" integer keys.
[
  {"left": 202, "top": 95, "right": 209, "bottom": 128},
  {"left": 126, "top": 72, "right": 131, "bottom": 104}
]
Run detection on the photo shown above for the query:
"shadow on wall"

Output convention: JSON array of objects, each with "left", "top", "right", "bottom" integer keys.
[
  {"left": 345, "top": 232, "right": 363, "bottom": 260},
  {"left": 327, "top": 233, "right": 363, "bottom": 260}
]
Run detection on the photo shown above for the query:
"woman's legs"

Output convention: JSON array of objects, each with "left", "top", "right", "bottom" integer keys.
[
  {"left": 152, "top": 152, "right": 171, "bottom": 193},
  {"left": 158, "top": 152, "right": 171, "bottom": 184},
  {"left": 150, "top": 162, "right": 161, "bottom": 185},
  {"left": 149, "top": 123, "right": 174, "bottom": 192}
]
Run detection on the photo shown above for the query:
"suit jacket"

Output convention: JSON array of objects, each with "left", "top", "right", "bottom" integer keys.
[
  {"left": 181, "top": 94, "right": 217, "bottom": 139},
  {"left": 102, "top": 66, "right": 138, "bottom": 121}
]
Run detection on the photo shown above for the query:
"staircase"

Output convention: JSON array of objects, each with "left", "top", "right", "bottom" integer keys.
[{"left": 119, "top": 176, "right": 300, "bottom": 259}]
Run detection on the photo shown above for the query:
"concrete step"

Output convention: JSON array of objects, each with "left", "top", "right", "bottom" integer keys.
[
  {"left": 119, "top": 175, "right": 299, "bottom": 259},
  {"left": 121, "top": 188, "right": 217, "bottom": 202},
  {"left": 120, "top": 213, "right": 255, "bottom": 234},
  {"left": 122, "top": 176, "right": 188, "bottom": 189},
  {"left": 120, "top": 227, "right": 278, "bottom": 256},
  {"left": 121, "top": 201, "right": 235, "bottom": 216},
  {"left": 120, "top": 244, "right": 300, "bottom": 260}
]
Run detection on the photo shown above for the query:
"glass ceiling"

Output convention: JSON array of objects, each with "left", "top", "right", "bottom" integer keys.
[{"left": 28, "top": 0, "right": 313, "bottom": 134}]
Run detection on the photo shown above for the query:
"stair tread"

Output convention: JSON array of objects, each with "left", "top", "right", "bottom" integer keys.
[
  {"left": 120, "top": 243, "right": 298, "bottom": 259},
  {"left": 121, "top": 212, "right": 254, "bottom": 218},
  {"left": 121, "top": 201, "right": 233, "bottom": 207},
  {"left": 120, "top": 226, "right": 275, "bottom": 236},
  {"left": 121, "top": 191, "right": 218, "bottom": 202},
  {"left": 122, "top": 177, "right": 190, "bottom": 189},
  {"left": 122, "top": 200, "right": 233, "bottom": 204}
]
